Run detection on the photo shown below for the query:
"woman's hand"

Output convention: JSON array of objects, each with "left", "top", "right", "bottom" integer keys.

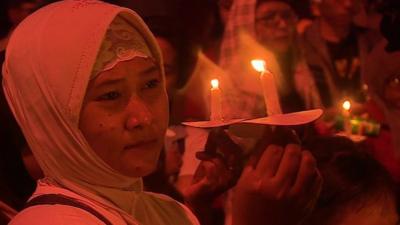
[
  {"left": 184, "top": 128, "right": 243, "bottom": 205},
  {"left": 232, "top": 144, "right": 322, "bottom": 225}
]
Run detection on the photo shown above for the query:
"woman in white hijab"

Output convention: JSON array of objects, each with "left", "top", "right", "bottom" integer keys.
[
  {"left": 2, "top": 1, "right": 321, "bottom": 224},
  {"left": 3, "top": 1, "right": 198, "bottom": 224}
]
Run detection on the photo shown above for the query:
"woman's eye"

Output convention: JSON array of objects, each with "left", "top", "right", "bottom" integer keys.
[
  {"left": 144, "top": 79, "right": 161, "bottom": 89},
  {"left": 97, "top": 91, "right": 121, "bottom": 101}
]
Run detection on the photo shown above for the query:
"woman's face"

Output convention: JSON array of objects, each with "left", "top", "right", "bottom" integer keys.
[
  {"left": 255, "top": 1, "right": 297, "bottom": 54},
  {"left": 79, "top": 57, "right": 169, "bottom": 177}
]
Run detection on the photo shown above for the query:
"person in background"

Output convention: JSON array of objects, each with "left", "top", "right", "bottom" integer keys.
[
  {"left": 363, "top": 39, "right": 400, "bottom": 190},
  {"left": 304, "top": 136, "right": 399, "bottom": 225},
  {"left": 0, "top": 0, "right": 43, "bottom": 51},
  {"left": 219, "top": 0, "right": 321, "bottom": 121},
  {"left": 218, "top": 0, "right": 234, "bottom": 28},
  {"left": 353, "top": 0, "right": 384, "bottom": 50},
  {"left": 254, "top": 0, "right": 321, "bottom": 113},
  {"left": 302, "top": 0, "right": 368, "bottom": 109},
  {"left": 359, "top": 0, "right": 400, "bottom": 185}
]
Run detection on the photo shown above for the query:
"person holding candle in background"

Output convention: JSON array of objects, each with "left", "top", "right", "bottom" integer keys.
[
  {"left": 302, "top": 0, "right": 378, "bottom": 109},
  {"left": 219, "top": 0, "right": 322, "bottom": 120}
]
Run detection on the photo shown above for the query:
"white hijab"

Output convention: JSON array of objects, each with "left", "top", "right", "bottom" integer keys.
[{"left": 2, "top": 1, "right": 197, "bottom": 224}]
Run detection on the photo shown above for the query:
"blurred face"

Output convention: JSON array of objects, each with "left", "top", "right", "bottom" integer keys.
[
  {"left": 318, "top": 0, "right": 361, "bottom": 26},
  {"left": 384, "top": 75, "right": 400, "bottom": 110},
  {"left": 255, "top": 1, "right": 297, "bottom": 54},
  {"left": 8, "top": 1, "right": 40, "bottom": 27},
  {"left": 79, "top": 58, "right": 169, "bottom": 177},
  {"left": 156, "top": 37, "right": 178, "bottom": 96}
]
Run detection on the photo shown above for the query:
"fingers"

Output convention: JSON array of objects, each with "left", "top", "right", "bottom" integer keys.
[
  {"left": 296, "top": 168, "right": 323, "bottom": 213},
  {"left": 289, "top": 150, "right": 318, "bottom": 197},
  {"left": 274, "top": 144, "right": 302, "bottom": 187},
  {"left": 203, "top": 128, "right": 220, "bottom": 154},
  {"left": 255, "top": 145, "right": 284, "bottom": 177},
  {"left": 215, "top": 129, "right": 242, "bottom": 156}
]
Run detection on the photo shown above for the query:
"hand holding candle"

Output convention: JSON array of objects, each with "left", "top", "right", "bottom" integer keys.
[
  {"left": 210, "top": 79, "right": 223, "bottom": 121},
  {"left": 251, "top": 59, "right": 282, "bottom": 116}
]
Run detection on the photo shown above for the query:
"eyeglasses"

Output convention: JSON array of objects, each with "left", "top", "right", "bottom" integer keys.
[{"left": 255, "top": 10, "right": 297, "bottom": 27}]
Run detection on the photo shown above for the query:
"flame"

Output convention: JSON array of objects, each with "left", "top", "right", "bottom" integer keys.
[
  {"left": 211, "top": 79, "right": 219, "bottom": 89},
  {"left": 251, "top": 59, "right": 266, "bottom": 73},
  {"left": 342, "top": 100, "right": 351, "bottom": 111}
]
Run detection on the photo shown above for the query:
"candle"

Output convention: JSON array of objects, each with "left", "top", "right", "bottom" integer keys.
[
  {"left": 251, "top": 59, "right": 282, "bottom": 116},
  {"left": 342, "top": 100, "right": 351, "bottom": 134},
  {"left": 210, "top": 79, "right": 223, "bottom": 121}
]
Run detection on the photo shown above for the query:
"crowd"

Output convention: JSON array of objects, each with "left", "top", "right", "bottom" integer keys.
[{"left": 0, "top": 0, "right": 399, "bottom": 224}]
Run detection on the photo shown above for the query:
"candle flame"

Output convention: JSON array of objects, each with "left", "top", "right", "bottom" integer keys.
[
  {"left": 251, "top": 59, "right": 266, "bottom": 73},
  {"left": 211, "top": 79, "right": 219, "bottom": 89},
  {"left": 342, "top": 100, "right": 351, "bottom": 111}
]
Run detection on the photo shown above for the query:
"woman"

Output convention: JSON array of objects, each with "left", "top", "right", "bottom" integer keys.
[
  {"left": 219, "top": 0, "right": 321, "bottom": 119},
  {"left": 3, "top": 1, "right": 320, "bottom": 224},
  {"left": 4, "top": 1, "right": 197, "bottom": 224}
]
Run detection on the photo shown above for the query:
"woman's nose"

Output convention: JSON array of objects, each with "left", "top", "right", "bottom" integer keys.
[{"left": 125, "top": 97, "right": 153, "bottom": 130}]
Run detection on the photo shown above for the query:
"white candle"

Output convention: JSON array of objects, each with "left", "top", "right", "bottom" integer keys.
[
  {"left": 210, "top": 79, "right": 223, "bottom": 121},
  {"left": 251, "top": 59, "right": 282, "bottom": 116},
  {"left": 342, "top": 100, "right": 351, "bottom": 134}
]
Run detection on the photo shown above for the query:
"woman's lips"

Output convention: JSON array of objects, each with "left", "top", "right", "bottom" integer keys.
[{"left": 124, "top": 139, "right": 158, "bottom": 150}]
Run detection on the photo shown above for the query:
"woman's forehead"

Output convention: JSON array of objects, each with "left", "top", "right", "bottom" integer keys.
[
  {"left": 90, "top": 57, "right": 159, "bottom": 85},
  {"left": 91, "top": 15, "right": 154, "bottom": 80}
]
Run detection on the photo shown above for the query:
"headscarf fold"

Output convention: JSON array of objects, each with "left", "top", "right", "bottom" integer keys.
[{"left": 2, "top": 1, "right": 196, "bottom": 224}]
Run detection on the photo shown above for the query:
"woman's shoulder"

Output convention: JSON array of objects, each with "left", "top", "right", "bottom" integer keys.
[
  {"left": 9, "top": 179, "right": 126, "bottom": 225},
  {"left": 9, "top": 204, "right": 104, "bottom": 225},
  {"left": 143, "top": 192, "right": 200, "bottom": 225}
]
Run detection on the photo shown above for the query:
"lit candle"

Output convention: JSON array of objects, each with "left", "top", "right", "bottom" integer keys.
[
  {"left": 342, "top": 100, "right": 351, "bottom": 134},
  {"left": 251, "top": 59, "right": 282, "bottom": 116},
  {"left": 210, "top": 79, "right": 223, "bottom": 121}
]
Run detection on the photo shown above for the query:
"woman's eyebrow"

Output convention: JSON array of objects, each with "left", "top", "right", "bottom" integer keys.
[
  {"left": 141, "top": 65, "right": 159, "bottom": 75},
  {"left": 94, "top": 77, "right": 124, "bottom": 89}
]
